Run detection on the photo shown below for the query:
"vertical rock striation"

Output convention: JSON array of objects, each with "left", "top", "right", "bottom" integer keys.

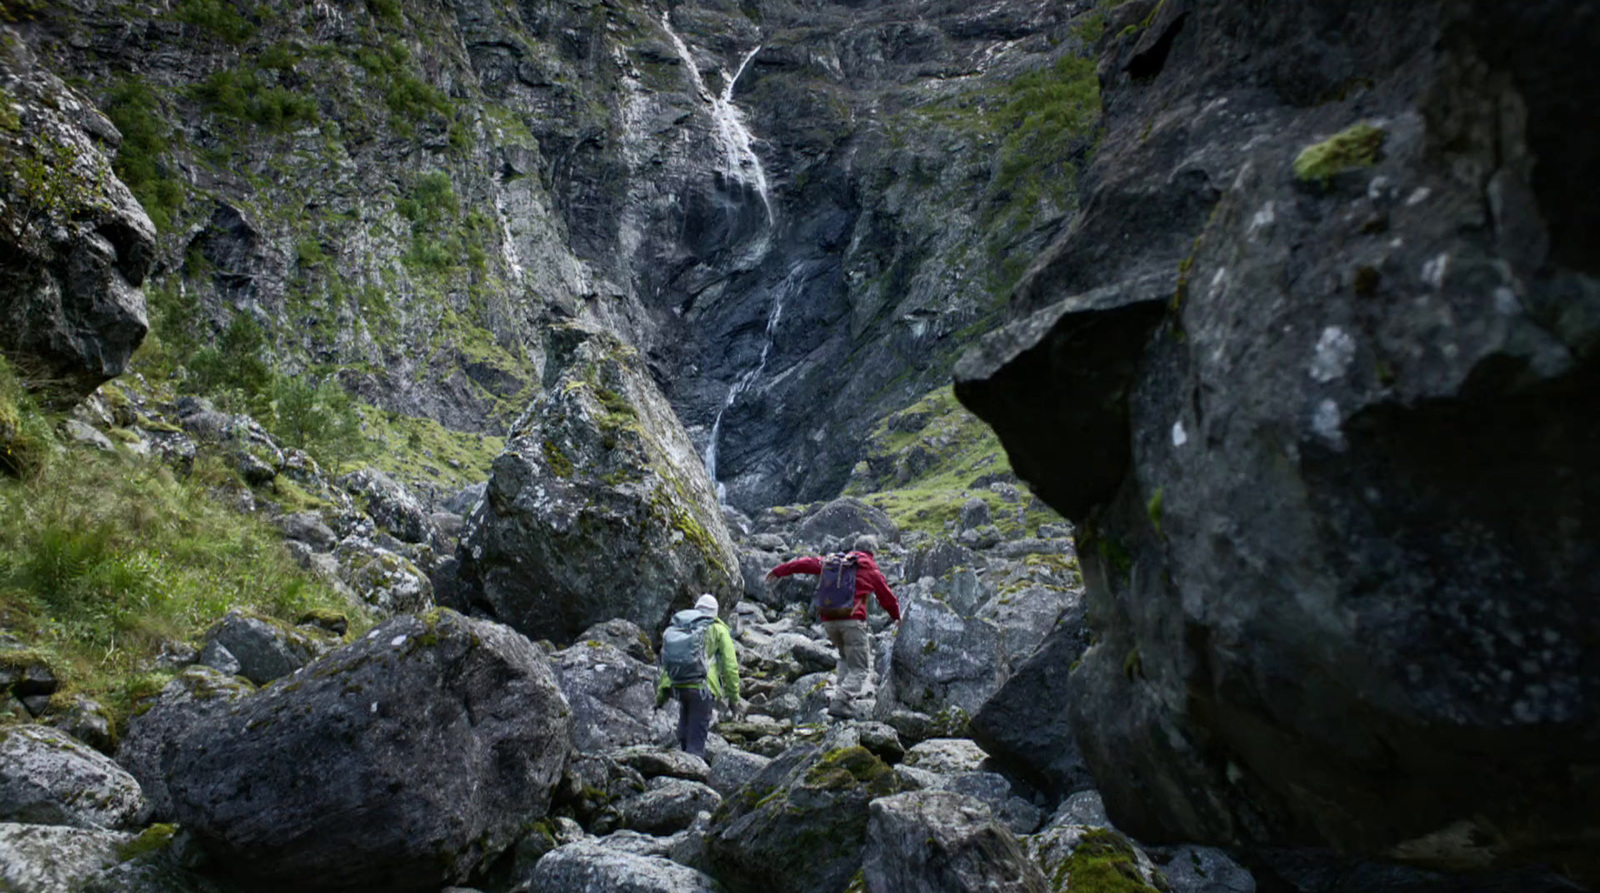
[{"left": 957, "top": 0, "right": 1599, "bottom": 885}]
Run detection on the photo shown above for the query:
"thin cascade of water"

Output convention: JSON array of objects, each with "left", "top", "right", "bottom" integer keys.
[
  {"left": 702, "top": 264, "right": 804, "bottom": 502},
  {"left": 660, "top": 15, "right": 772, "bottom": 221}
]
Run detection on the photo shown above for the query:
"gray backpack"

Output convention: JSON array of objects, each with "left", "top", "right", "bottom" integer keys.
[{"left": 661, "top": 609, "right": 714, "bottom": 686}]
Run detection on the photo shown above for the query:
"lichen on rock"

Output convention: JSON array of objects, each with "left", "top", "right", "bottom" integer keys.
[{"left": 459, "top": 322, "right": 741, "bottom": 644}]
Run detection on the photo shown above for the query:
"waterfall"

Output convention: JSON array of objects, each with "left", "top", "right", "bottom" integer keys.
[
  {"left": 702, "top": 263, "right": 808, "bottom": 503},
  {"left": 660, "top": 15, "right": 772, "bottom": 221}
]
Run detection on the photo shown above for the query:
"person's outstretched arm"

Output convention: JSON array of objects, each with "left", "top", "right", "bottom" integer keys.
[
  {"left": 765, "top": 555, "right": 822, "bottom": 581},
  {"left": 864, "top": 563, "right": 901, "bottom": 622}
]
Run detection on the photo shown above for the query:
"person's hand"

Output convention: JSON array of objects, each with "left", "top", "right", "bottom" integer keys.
[
  {"left": 733, "top": 698, "right": 749, "bottom": 720},
  {"left": 655, "top": 691, "right": 669, "bottom": 710},
  {"left": 763, "top": 570, "right": 778, "bottom": 583}
]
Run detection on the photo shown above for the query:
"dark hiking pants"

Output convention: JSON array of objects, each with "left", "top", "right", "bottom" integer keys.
[{"left": 675, "top": 687, "right": 715, "bottom": 758}]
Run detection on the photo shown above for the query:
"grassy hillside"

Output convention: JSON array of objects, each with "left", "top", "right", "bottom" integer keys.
[{"left": 0, "top": 359, "right": 361, "bottom": 732}]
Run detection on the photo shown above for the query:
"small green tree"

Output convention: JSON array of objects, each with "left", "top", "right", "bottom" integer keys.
[{"left": 267, "top": 374, "right": 368, "bottom": 472}]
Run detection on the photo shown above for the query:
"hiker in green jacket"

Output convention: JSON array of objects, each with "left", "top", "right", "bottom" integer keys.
[{"left": 655, "top": 593, "right": 742, "bottom": 758}]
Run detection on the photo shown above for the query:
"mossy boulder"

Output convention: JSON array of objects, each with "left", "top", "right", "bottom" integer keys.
[
  {"left": 460, "top": 324, "right": 741, "bottom": 644},
  {"left": 704, "top": 735, "right": 903, "bottom": 893},
  {"left": 115, "top": 665, "right": 256, "bottom": 822},
  {"left": 163, "top": 610, "right": 572, "bottom": 892}
]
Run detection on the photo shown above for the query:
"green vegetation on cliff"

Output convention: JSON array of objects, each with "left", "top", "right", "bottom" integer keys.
[{"left": 845, "top": 387, "right": 1061, "bottom": 537}]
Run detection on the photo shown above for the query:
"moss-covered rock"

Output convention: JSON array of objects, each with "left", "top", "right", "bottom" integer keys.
[
  {"left": 705, "top": 735, "right": 903, "bottom": 893},
  {"left": 0, "top": 27, "right": 154, "bottom": 407},
  {"left": 459, "top": 323, "right": 741, "bottom": 644}
]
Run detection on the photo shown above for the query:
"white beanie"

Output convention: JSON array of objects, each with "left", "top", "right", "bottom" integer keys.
[{"left": 695, "top": 593, "right": 719, "bottom": 614}]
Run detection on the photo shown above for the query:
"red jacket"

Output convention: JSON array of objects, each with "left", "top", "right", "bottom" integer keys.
[{"left": 769, "top": 551, "right": 901, "bottom": 622}]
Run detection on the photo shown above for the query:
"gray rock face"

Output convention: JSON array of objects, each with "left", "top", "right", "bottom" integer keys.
[
  {"left": 524, "top": 838, "right": 720, "bottom": 893},
  {"left": 459, "top": 324, "right": 741, "bottom": 644},
  {"left": 954, "top": 0, "right": 1600, "bottom": 884},
  {"left": 613, "top": 746, "right": 712, "bottom": 784},
  {"left": 199, "top": 610, "right": 328, "bottom": 686},
  {"left": 794, "top": 498, "right": 899, "bottom": 549},
  {"left": 0, "top": 823, "right": 131, "bottom": 893},
  {"left": 164, "top": 611, "right": 572, "bottom": 892},
  {"left": 705, "top": 737, "right": 902, "bottom": 893},
  {"left": 903, "top": 739, "right": 990, "bottom": 776},
  {"left": 551, "top": 640, "right": 675, "bottom": 753},
  {"left": 617, "top": 777, "right": 721, "bottom": 836},
  {"left": 0, "top": 725, "right": 144, "bottom": 830},
  {"left": 278, "top": 512, "right": 338, "bottom": 551},
  {"left": 969, "top": 605, "right": 1094, "bottom": 798},
  {"left": 116, "top": 665, "right": 255, "bottom": 822},
  {"left": 862, "top": 791, "right": 1048, "bottom": 893},
  {"left": 334, "top": 535, "right": 433, "bottom": 615},
  {"left": 706, "top": 748, "right": 769, "bottom": 798},
  {"left": 43, "top": 695, "right": 114, "bottom": 755},
  {"left": 341, "top": 468, "right": 434, "bottom": 544},
  {"left": 0, "top": 28, "right": 153, "bottom": 406}
]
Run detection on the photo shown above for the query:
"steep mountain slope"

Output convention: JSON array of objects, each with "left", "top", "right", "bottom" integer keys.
[{"left": 12, "top": 0, "right": 1100, "bottom": 511}]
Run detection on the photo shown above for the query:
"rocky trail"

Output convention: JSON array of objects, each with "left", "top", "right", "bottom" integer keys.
[
  {"left": 1, "top": 0, "right": 1596, "bottom": 890},
  {"left": 0, "top": 375, "right": 1169, "bottom": 893}
]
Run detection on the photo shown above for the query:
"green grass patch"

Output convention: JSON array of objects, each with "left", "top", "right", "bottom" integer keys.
[
  {"left": 0, "top": 448, "right": 362, "bottom": 731},
  {"left": 355, "top": 406, "right": 502, "bottom": 494},
  {"left": 845, "top": 386, "right": 1061, "bottom": 537},
  {"left": 102, "top": 79, "right": 184, "bottom": 232},
  {"left": 0, "top": 356, "right": 55, "bottom": 479},
  {"left": 172, "top": 0, "right": 255, "bottom": 43},
  {"left": 193, "top": 67, "right": 319, "bottom": 133}
]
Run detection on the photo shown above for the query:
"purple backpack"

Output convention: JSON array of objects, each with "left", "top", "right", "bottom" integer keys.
[{"left": 814, "top": 552, "right": 860, "bottom": 620}]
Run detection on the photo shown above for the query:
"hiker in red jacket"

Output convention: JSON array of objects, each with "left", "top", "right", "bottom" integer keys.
[{"left": 765, "top": 534, "right": 900, "bottom": 717}]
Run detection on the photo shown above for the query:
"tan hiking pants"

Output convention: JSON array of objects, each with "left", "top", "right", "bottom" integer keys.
[{"left": 822, "top": 618, "right": 871, "bottom": 700}]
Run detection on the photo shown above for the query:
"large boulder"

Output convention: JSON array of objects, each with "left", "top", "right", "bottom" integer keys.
[
  {"left": 616, "top": 776, "right": 722, "bottom": 836},
  {"left": 0, "top": 28, "right": 154, "bottom": 405},
  {"left": 164, "top": 610, "right": 573, "bottom": 891},
  {"left": 197, "top": 609, "right": 333, "bottom": 686},
  {"left": 523, "top": 838, "right": 720, "bottom": 893},
  {"left": 116, "top": 665, "right": 255, "bottom": 821},
  {"left": 862, "top": 791, "right": 1048, "bottom": 893},
  {"left": 0, "top": 725, "right": 144, "bottom": 830},
  {"left": 954, "top": 0, "right": 1600, "bottom": 884},
  {"left": 704, "top": 734, "right": 902, "bottom": 893},
  {"left": 0, "top": 822, "right": 217, "bottom": 893},
  {"left": 459, "top": 323, "right": 741, "bottom": 644},
  {"left": 341, "top": 468, "right": 434, "bottom": 545},
  {"left": 795, "top": 497, "right": 899, "bottom": 549},
  {"left": 884, "top": 563, "right": 1075, "bottom": 719},
  {"left": 551, "top": 639, "right": 675, "bottom": 752}
]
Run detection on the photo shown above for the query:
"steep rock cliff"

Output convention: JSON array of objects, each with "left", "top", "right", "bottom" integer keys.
[
  {"left": 14, "top": 0, "right": 1098, "bottom": 507},
  {"left": 957, "top": 0, "right": 1599, "bottom": 885}
]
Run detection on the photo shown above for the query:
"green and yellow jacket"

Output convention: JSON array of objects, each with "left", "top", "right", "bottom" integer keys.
[{"left": 656, "top": 616, "right": 740, "bottom": 702}]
